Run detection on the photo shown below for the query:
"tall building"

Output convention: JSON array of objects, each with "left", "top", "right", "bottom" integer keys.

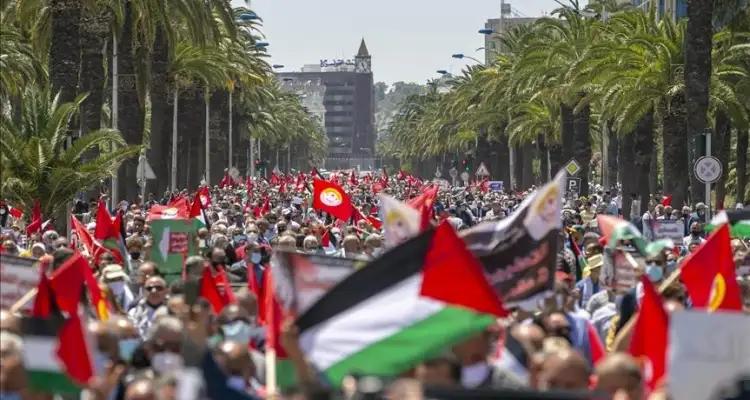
[
  {"left": 632, "top": 0, "right": 687, "bottom": 20},
  {"left": 483, "top": 6, "right": 536, "bottom": 63},
  {"left": 279, "top": 39, "right": 375, "bottom": 170}
]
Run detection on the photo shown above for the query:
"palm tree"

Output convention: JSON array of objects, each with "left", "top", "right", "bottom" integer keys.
[
  {"left": 685, "top": 0, "right": 715, "bottom": 204},
  {"left": 0, "top": 89, "right": 139, "bottom": 220},
  {"left": 514, "top": 2, "right": 599, "bottom": 195}
]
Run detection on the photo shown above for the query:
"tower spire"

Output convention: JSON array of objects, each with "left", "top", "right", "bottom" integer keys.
[{"left": 357, "top": 38, "right": 369, "bottom": 57}]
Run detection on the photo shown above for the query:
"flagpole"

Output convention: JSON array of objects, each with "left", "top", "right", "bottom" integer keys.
[{"left": 265, "top": 348, "right": 277, "bottom": 397}]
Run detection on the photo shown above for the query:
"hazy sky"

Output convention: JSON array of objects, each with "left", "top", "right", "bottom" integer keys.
[{"left": 232, "top": 0, "right": 574, "bottom": 85}]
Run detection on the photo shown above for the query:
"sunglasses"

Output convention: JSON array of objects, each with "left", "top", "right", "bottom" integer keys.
[
  {"left": 150, "top": 340, "right": 181, "bottom": 353},
  {"left": 145, "top": 285, "right": 165, "bottom": 292}
]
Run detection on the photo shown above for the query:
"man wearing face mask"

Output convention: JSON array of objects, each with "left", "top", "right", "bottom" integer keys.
[
  {"left": 101, "top": 264, "right": 135, "bottom": 311},
  {"left": 683, "top": 221, "right": 706, "bottom": 247},
  {"left": 218, "top": 304, "right": 265, "bottom": 356},
  {"left": 145, "top": 316, "right": 184, "bottom": 376},
  {"left": 616, "top": 253, "right": 668, "bottom": 333},
  {"left": 128, "top": 276, "right": 168, "bottom": 338}
]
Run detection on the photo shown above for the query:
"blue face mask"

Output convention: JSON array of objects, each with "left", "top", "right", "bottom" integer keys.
[
  {"left": 250, "top": 252, "right": 262, "bottom": 264},
  {"left": 222, "top": 321, "right": 252, "bottom": 345},
  {"left": 118, "top": 338, "right": 140, "bottom": 362},
  {"left": 646, "top": 264, "right": 663, "bottom": 282}
]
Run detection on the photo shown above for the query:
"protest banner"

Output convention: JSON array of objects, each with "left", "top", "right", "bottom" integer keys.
[
  {"left": 653, "top": 220, "right": 684, "bottom": 242},
  {"left": 0, "top": 255, "right": 39, "bottom": 311},
  {"left": 668, "top": 310, "right": 750, "bottom": 400},
  {"left": 612, "top": 249, "right": 639, "bottom": 293},
  {"left": 147, "top": 205, "right": 197, "bottom": 283},
  {"left": 462, "top": 171, "right": 565, "bottom": 309},
  {"left": 271, "top": 251, "right": 361, "bottom": 314}
]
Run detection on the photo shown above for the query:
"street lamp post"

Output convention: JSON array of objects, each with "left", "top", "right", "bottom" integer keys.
[{"left": 451, "top": 53, "right": 483, "bottom": 64}]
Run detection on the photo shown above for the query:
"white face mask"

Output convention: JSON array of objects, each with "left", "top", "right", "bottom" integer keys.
[
  {"left": 108, "top": 280, "right": 126, "bottom": 296},
  {"left": 246, "top": 232, "right": 259, "bottom": 243},
  {"left": 222, "top": 321, "right": 252, "bottom": 345},
  {"left": 151, "top": 352, "right": 183, "bottom": 375},
  {"left": 226, "top": 375, "right": 247, "bottom": 392},
  {"left": 250, "top": 252, "right": 262, "bottom": 264}
]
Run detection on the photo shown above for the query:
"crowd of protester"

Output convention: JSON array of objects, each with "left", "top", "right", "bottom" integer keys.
[{"left": 1, "top": 173, "right": 749, "bottom": 400}]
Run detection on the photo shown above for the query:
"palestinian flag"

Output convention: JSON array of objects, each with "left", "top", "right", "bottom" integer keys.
[
  {"left": 21, "top": 315, "right": 94, "bottom": 394},
  {"left": 706, "top": 209, "right": 750, "bottom": 238},
  {"left": 189, "top": 194, "right": 210, "bottom": 230},
  {"left": 93, "top": 200, "right": 125, "bottom": 264},
  {"left": 596, "top": 215, "right": 671, "bottom": 257},
  {"left": 290, "top": 222, "right": 506, "bottom": 387}
]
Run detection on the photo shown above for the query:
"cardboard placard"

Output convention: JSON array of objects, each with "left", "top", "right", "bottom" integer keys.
[{"left": 0, "top": 255, "right": 39, "bottom": 311}]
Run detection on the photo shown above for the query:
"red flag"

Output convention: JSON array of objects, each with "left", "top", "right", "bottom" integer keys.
[
  {"left": 48, "top": 252, "right": 88, "bottom": 315},
  {"left": 197, "top": 186, "right": 212, "bottom": 207},
  {"left": 94, "top": 201, "right": 114, "bottom": 241},
  {"left": 6, "top": 203, "right": 23, "bottom": 219},
  {"left": 311, "top": 167, "right": 322, "bottom": 179},
  {"left": 349, "top": 171, "right": 359, "bottom": 186},
  {"left": 397, "top": 170, "right": 406, "bottom": 181},
  {"left": 367, "top": 216, "right": 382, "bottom": 230},
  {"left": 628, "top": 276, "right": 669, "bottom": 391},
  {"left": 32, "top": 267, "right": 54, "bottom": 318},
  {"left": 219, "top": 172, "right": 232, "bottom": 188},
  {"left": 200, "top": 266, "right": 236, "bottom": 314},
  {"left": 82, "top": 260, "right": 111, "bottom": 320},
  {"left": 57, "top": 313, "right": 95, "bottom": 385},
  {"left": 71, "top": 216, "right": 94, "bottom": 254},
  {"left": 660, "top": 195, "right": 673, "bottom": 207},
  {"left": 279, "top": 181, "right": 287, "bottom": 195},
  {"left": 263, "top": 265, "right": 288, "bottom": 358},
  {"left": 407, "top": 185, "right": 438, "bottom": 231},
  {"left": 312, "top": 178, "right": 354, "bottom": 221},
  {"left": 269, "top": 172, "right": 281, "bottom": 186},
  {"left": 295, "top": 173, "right": 306, "bottom": 192},
  {"left": 26, "top": 199, "right": 42, "bottom": 235},
  {"left": 680, "top": 224, "right": 742, "bottom": 311},
  {"left": 260, "top": 196, "right": 270, "bottom": 216}
]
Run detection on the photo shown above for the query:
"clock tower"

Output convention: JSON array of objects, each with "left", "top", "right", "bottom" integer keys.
[{"left": 354, "top": 38, "right": 371, "bottom": 73}]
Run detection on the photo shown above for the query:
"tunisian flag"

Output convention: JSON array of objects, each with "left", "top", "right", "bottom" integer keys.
[
  {"left": 628, "top": 276, "right": 669, "bottom": 391},
  {"left": 680, "top": 224, "right": 742, "bottom": 311},
  {"left": 406, "top": 185, "right": 438, "bottom": 231},
  {"left": 312, "top": 178, "right": 353, "bottom": 221}
]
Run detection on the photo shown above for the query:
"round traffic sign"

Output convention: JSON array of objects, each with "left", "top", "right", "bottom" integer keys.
[{"left": 694, "top": 156, "right": 722, "bottom": 183}]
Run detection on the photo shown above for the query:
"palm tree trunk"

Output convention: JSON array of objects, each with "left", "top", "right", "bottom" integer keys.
[
  {"left": 521, "top": 142, "right": 534, "bottom": 189},
  {"left": 549, "top": 142, "right": 563, "bottom": 177},
  {"left": 537, "top": 134, "right": 549, "bottom": 183},
  {"left": 714, "top": 110, "right": 731, "bottom": 209},
  {"left": 179, "top": 84, "right": 204, "bottom": 188},
  {"left": 78, "top": 6, "right": 110, "bottom": 135},
  {"left": 492, "top": 136, "right": 511, "bottom": 186},
  {"left": 737, "top": 128, "right": 748, "bottom": 204},
  {"left": 513, "top": 145, "right": 523, "bottom": 191},
  {"left": 573, "top": 101, "right": 591, "bottom": 197},
  {"left": 619, "top": 133, "right": 636, "bottom": 219},
  {"left": 685, "top": 0, "right": 714, "bottom": 204},
  {"left": 149, "top": 26, "right": 170, "bottom": 195},
  {"left": 117, "top": 1, "right": 145, "bottom": 201},
  {"left": 560, "top": 103, "right": 575, "bottom": 162},
  {"left": 633, "top": 111, "right": 654, "bottom": 215},
  {"left": 210, "top": 90, "right": 229, "bottom": 183},
  {"left": 606, "top": 121, "right": 618, "bottom": 191},
  {"left": 662, "top": 94, "right": 689, "bottom": 208},
  {"left": 49, "top": 0, "right": 81, "bottom": 105}
]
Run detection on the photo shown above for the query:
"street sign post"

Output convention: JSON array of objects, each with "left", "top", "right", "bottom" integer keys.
[
  {"left": 475, "top": 162, "right": 490, "bottom": 177},
  {"left": 137, "top": 153, "right": 156, "bottom": 201},
  {"left": 564, "top": 159, "right": 581, "bottom": 176},
  {"left": 694, "top": 156, "right": 721, "bottom": 184},
  {"left": 460, "top": 171, "right": 469, "bottom": 186},
  {"left": 449, "top": 167, "right": 458, "bottom": 185},
  {"left": 566, "top": 177, "right": 582, "bottom": 199}
]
